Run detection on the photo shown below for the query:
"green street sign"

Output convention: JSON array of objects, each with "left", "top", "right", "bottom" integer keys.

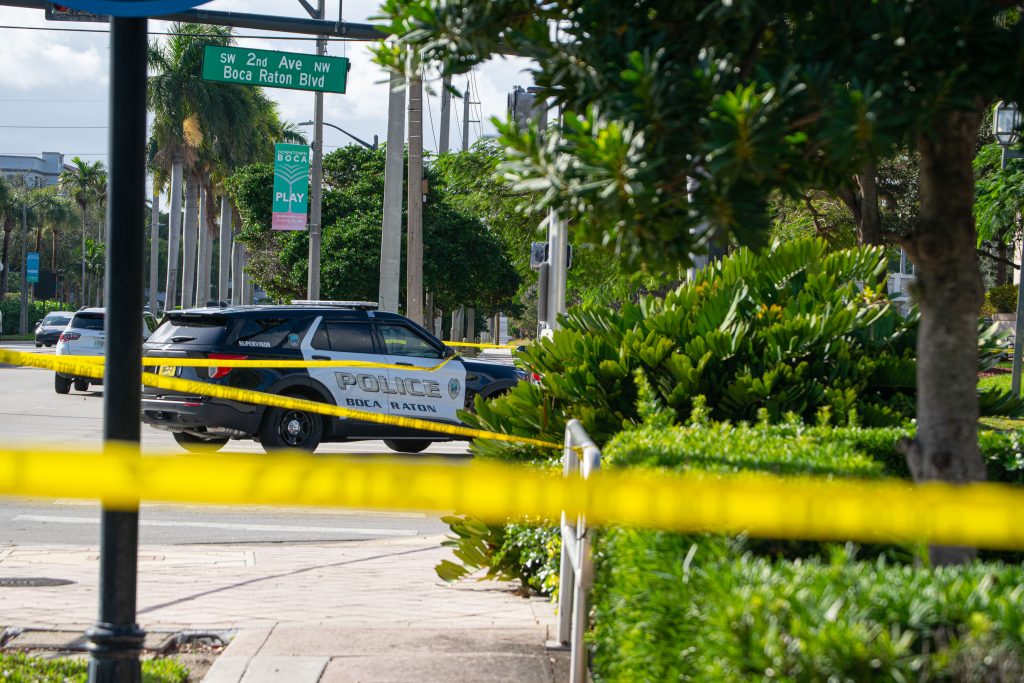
[
  {"left": 202, "top": 45, "right": 349, "bottom": 94},
  {"left": 272, "top": 144, "right": 310, "bottom": 231}
]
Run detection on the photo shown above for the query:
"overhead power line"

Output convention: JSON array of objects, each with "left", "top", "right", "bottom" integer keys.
[{"left": 0, "top": 23, "right": 362, "bottom": 40}]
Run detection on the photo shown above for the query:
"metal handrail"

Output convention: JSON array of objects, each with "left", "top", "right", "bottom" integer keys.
[{"left": 550, "top": 419, "right": 600, "bottom": 683}]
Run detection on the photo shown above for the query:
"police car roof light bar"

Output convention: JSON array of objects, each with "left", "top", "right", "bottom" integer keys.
[{"left": 291, "top": 300, "right": 379, "bottom": 310}]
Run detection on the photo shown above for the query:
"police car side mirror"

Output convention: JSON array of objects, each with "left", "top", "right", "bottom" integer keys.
[{"left": 443, "top": 346, "right": 456, "bottom": 358}]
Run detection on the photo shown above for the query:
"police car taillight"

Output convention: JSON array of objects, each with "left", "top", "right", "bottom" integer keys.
[{"left": 208, "top": 353, "right": 247, "bottom": 379}]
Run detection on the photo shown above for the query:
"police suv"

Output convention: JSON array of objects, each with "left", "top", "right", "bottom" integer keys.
[{"left": 141, "top": 302, "right": 524, "bottom": 453}]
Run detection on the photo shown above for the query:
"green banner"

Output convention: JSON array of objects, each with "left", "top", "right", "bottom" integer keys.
[
  {"left": 202, "top": 45, "right": 349, "bottom": 94},
  {"left": 272, "top": 144, "right": 310, "bottom": 232}
]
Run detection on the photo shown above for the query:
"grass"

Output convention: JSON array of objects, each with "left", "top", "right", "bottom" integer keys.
[
  {"left": 0, "top": 652, "right": 189, "bottom": 682},
  {"left": 0, "top": 334, "right": 36, "bottom": 342}
]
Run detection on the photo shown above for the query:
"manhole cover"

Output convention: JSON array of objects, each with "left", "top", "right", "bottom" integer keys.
[{"left": 0, "top": 577, "right": 74, "bottom": 587}]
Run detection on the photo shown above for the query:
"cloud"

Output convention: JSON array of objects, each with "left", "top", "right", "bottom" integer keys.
[{"left": 0, "top": 8, "right": 106, "bottom": 90}]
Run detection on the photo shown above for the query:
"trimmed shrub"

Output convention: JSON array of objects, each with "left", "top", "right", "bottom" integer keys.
[
  {"left": 592, "top": 537, "right": 1024, "bottom": 682},
  {"left": 988, "top": 283, "right": 1019, "bottom": 314},
  {"left": 586, "top": 423, "right": 1024, "bottom": 680},
  {"left": 0, "top": 294, "right": 70, "bottom": 335}
]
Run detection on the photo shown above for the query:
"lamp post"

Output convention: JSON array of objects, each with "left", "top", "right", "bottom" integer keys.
[
  {"left": 297, "top": 120, "right": 378, "bottom": 150},
  {"left": 993, "top": 101, "right": 1024, "bottom": 396}
]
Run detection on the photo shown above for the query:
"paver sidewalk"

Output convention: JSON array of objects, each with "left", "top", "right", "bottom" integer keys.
[{"left": 0, "top": 535, "right": 567, "bottom": 682}]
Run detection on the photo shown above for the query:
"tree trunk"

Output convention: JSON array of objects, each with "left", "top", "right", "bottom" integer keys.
[
  {"left": 0, "top": 216, "right": 11, "bottom": 298},
  {"left": 80, "top": 206, "right": 87, "bottom": 308},
  {"left": 901, "top": 108, "right": 987, "bottom": 566},
  {"left": 196, "top": 184, "right": 210, "bottom": 307},
  {"left": 996, "top": 240, "right": 1008, "bottom": 286},
  {"left": 857, "top": 157, "right": 883, "bottom": 247},
  {"left": 165, "top": 157, "right": 183, "bottom": 310},
  {"left": 219, "top": 193, "right": 232, "bottom": 304},
  {"left": 150, "top": 184, "right": 160, "bottom": 314},
  {"left": 182, "top": 173, "right": 199, "bottom": 308}
]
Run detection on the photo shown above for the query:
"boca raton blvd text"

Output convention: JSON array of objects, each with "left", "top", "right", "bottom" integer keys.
[{"left": 202, "top": 45, "right": 350, "bottom": 94}]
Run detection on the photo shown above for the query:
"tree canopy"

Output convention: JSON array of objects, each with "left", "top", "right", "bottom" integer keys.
[{"left": 226, "top": 144, "right": 521, "bottom": 313}]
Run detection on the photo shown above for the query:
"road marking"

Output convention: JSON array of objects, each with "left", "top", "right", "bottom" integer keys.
[
  {"left": 14, "top": 515, "right": 419, "bottom": 537},
  {"left": 49, "top": 500, "right": 428, "bottom": 517}
]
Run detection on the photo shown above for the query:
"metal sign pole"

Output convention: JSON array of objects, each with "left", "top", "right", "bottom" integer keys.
[{"left": 86, "top": 15, "right": 147, "bottom": 683}]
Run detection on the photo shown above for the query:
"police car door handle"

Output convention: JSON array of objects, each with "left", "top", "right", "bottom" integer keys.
[
  {"left": 395, "top": 362, "right": 413, "bottom": 367},
  {"left": 312, "top": 355, "right": 330, "bottom": 360}
]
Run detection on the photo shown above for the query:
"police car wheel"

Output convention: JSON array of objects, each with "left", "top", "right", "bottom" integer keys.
[
  {"left": 259, "top": 407, "right": 323, "bottom": 452},
  {"left": 173, "top": 431, "right": 229, "bottom": 453},
  {"left": 54, "top": 373, "right": 71, "bottom": 395},
  {"left": 383, "top": 439, "right": 431, "bottom": 454}
]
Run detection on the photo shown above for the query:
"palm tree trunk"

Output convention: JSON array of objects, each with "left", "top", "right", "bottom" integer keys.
[
  {"left": 219, "top": 193, "right": 232, "bottom": 303},
  {"left": 0, "top": 216, "right": 10, "bottom": 298},
  {"left": 150, "top": 184, "right": 160, "bottom": 313},
  {"left": 80, "top": 206, "right": 86, "bottom": 308},
  {"left": 182, "top": 172, "right": 199, "bottom": 308},
  {"left": 196, "top": 184, "right": 210, "bottom": 307},
  {"left": 165, "top": 157, "right": 183, "bottom": 310}
]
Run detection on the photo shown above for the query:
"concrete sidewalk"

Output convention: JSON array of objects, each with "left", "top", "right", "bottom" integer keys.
[{"left": 0, "top": 535, "right": 567, "bottom": 682}]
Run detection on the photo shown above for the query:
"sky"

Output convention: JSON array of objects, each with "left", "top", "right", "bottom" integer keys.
[{"left": 0, "top": 0, "right": 537, "bottom": 204}]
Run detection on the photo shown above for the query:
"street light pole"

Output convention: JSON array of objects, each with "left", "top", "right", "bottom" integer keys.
[
  {"left": 298, "top": 120, "right": 377, "bottom": 150},
  {"left": 993, "top": 101, "right": 1024, "bottom": 396},
  {"left": 306, "top": 0, "right": 326, "bottom": 301}
]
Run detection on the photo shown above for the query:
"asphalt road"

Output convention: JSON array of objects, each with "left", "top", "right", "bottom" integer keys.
[{"left": 0, "top": 344, "right": 463, "bottom": 545}]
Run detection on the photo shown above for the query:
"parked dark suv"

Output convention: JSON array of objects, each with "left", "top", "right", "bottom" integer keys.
[{"left": 141, "top": 302, "right": 524, "bottom": 453}]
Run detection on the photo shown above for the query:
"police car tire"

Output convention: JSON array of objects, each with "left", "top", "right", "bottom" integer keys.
[
  {"left": 258, "top": 405, "right": 323, "bottom": 452},
  {"left": 383, "top": 439, "right": 431, "bottom": 454},
  {"left": 173, "top": 431, "right": 229, "bottom": 453},
  {"left": 54, "top": 373, "right": 72, "bottom": 395}
]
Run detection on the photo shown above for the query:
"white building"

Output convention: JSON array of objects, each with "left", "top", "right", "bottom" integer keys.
[{"left": 0, "top": 152, "right": 70, "bottom": 189}]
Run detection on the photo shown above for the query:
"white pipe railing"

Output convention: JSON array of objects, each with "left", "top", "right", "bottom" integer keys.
[{"left": 551, "top": 418, "right": 600, "bottom": 683}]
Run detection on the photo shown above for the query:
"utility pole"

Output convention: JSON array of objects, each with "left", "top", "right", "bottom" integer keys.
[
  {"left": 406, "top": 70, "right": 424, "bottom": 325},
  {"left": 439, "top": 75, "right": 451, "bottom": 154},
  {"left": 379, "top": 71, "right": 405, "bottom": 313},
  {"left": 306, "top": 0, "right": 326, "bottom": 301},
  {"left": 449, "top": 82, "right": 473, "bottom": 342},
  {"left": 149, "top": 185, "right": 159, "bottom": 313}
]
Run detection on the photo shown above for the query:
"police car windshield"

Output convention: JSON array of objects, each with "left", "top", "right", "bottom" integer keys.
[{"left": 148, "top": 314, "right": 230, "bottom": 345}]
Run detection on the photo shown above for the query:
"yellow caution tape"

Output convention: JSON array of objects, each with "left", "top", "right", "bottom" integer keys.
[
  {"left": 0, "top": 349, "right": 559, "bottom": 450},
  {"left": 42, "top": 354, "right": 457, "bottom": 373},
  {"left": 443, "top": 341, "right": 521, "bottom": 349},
  {"left": 1, "top": 447, "right": 1023, "bottom": 550}
]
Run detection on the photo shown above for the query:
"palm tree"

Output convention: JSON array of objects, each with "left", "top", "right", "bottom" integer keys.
[
  {"left": 58, "top": 157, "right": 106, "bottom": 305},
  {"left": 32, "top": 190, "right": 77, "bottom": 302},
  {"left": 149, "top": 23, "right": 242, "bottom": 309}
]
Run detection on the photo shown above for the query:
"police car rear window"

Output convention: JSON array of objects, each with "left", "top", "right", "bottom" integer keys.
[
  {"left": 313, "top": 322, "right": 375, "bottom": 354},
  {"left": 70, "top": 312, "right": 104, "bottom": 330},
  {"left": 228, "top": 318, "right": 306, "bottom": 349},
  {"left": 148, "top": 315, "right": 230, "bottom": 345}
]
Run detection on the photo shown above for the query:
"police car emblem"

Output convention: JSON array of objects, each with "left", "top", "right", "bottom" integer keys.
[{"left": 448, "top": 378, "right": 460, "bottom": 399}]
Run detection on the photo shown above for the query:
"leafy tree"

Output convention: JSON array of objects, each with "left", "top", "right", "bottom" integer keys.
[
  {"left": 227, "top": 145, "right": 521, "bottom": 313},
  {"left": 974, "top": 142, "right": 1024, "bottom": 287},
  {"left": 375, "top": 2, "right": 1024, "bottom": 563},
  {"left": 58, "top": 157, "right": 106, "bottom": 303}
]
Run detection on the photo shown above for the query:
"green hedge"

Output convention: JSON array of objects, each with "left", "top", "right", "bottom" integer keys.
[
  {"left": 593, "top": 537, "right": 1024, "bottom": 682},
  {"left": 589, "top": 423, "right": 1024, "bottom": 681},
  {"left": 0, "top": 294, "right": 70, "bottom": 335}
]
